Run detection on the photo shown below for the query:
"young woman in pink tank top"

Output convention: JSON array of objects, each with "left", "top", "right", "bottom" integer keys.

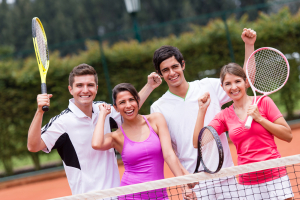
[{"left": 92, "top": 83, "right": 194, "bottom": 199}]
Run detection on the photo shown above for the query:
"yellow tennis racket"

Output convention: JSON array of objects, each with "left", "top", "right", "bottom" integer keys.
[{"left": 32, "top": 17, "right": 50, "bottom": 112}]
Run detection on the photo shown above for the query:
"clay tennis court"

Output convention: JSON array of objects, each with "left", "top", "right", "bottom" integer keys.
[{"left": 1, "top": 127, "right": 300, "bottom": 200}]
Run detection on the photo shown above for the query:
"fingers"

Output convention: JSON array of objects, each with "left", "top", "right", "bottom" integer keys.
[
  {"left": 153, "top": 75, "right": 162, "bottom": 84},
  {"left": 98, "top": 103, "right": 111, "bottom": 114},
  {"left": 183, "top": 190, "right": 197, "bottom": 199},
  {"left": 105, "top": 104, "right": 111, "bottom": 112},
  {"left": 148, "top": 72, "right": 162, "bottom": 89},
  {"left": 187, "top": 182, "right": 198, "bottom": 189},
  {"left": 149, "top": 72, "right": 162, "bottom": 83},
  {"left": 37, "top": 94, "right": 51, "bottom": 112},
  {"left": 198, "top": 92, "right": 210, "bottom": 103},
  {"left": 242, "top": 28, "right": 256, "bottom": 38},
  {"left": 247, "top": 105, "right": 260, "bottom": 120}
]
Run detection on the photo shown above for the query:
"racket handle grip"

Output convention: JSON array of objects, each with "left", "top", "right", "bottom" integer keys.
[
  {"left": 245, "top": 116, "right": 253, "bottom": 129},
  {"left": 41, "top": 83, "right": 49, "bottom": 112}
]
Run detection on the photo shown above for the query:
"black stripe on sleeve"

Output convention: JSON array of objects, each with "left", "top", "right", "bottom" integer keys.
[{"left": 41, "top": 108, "right": 72, "bottom": 134}]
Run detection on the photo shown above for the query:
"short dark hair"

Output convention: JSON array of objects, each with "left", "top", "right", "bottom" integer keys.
[
  {"left": 220, "top": 63, "right": 246, "bottom": 85},
  {"left": 69, "top": 63, "right": 98, "bottom": 87},
  {"left": 112, "top": 83, "right": 140, "bottom": 108},
  {"left": 153, "top": 45, "right": 184, "bottom": 75}
]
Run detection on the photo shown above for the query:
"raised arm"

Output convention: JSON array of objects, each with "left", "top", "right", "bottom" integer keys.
[
  {"left": 193, "top": 92, "right": 211, "bottom": 148},
  {"left": 27, "top": 94, "right": 51, "bottom": 152},
  {"left": 138, "top": 72, "right": 162, "bottom": 108},
  {"left": 241, "top": 28, "right": 256, "bottom": 71},
  {"left": 92, "top": 103, "right": 115, "bottom": 150}
]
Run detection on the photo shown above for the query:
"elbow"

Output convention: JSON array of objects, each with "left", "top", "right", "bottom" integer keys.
[
  {"left": 193, "top": 140, "right": 198, "bottom": 149},
  {"left": 27, "top": 144, "right": 39, "bottom": 152},
  {"left": 286, "top": 133, "right": 293, "bottom": 143},
  {"left": 91, "top": 141, "right": 101, "bottom": 150}
]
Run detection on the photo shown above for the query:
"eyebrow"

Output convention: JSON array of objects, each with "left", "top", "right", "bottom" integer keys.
[
  {"left": 161, "top": 64, "right": 180, "bottom": 71},
  {"left": 118, "top": 100, "right": 124, "bottom": 104}
]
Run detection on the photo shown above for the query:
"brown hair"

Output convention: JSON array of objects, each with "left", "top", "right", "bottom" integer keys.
[
  {"left": 220, "top": 63, "right": 246, "bottom": 85},
  {"left": 112, "top": 83, "right": 140, "bottom": 108},
  {"left": 153, "top": 45, "right": 184, "bottom": 75},
  {"left": 69, "top": 64, "right": 98, "bottom": 87}
]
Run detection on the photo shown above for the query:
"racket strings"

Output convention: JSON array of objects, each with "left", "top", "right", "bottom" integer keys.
[
  {"left": 35, "top": 21, "right": 48, "bottom": 70},
  {"left": 200, "top": 129, "right": 220, "bottom": 172},
  {"left": 247, "top": 49, "right": 288, "bottom": 93}
]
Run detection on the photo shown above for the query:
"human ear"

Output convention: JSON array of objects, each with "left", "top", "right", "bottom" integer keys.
[
  {"left": 181, "top": 60, "right": 185, "bottom": 70},
  {"left": 113, "top": 105, "right": 119, "bottom": 112},
  {"left": 156, "top": 70, "right": 163, "bottom": 77},
  {"left": 245, "top": 78, "right": 250, "bottom": 88},
  {"left": 68, "top": 85, "right": 73, "bottom": 95}
]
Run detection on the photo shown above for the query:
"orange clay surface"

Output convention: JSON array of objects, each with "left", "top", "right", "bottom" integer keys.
[{"left": 0, "top": 128, "right": 299, "bottom": 200}]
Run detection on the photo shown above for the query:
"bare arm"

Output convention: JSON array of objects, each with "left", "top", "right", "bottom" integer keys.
[
  {"left": 193, "top": 92, "right": 211, "bottom": 148},
  {"left": 248, "top": 105, "right": 292, "bottom": 142},
  {"left": 92, "top": 104, "right": 115, "bottom": 150},
  {"left": 27, "top": 94, "right": 51, "bottom": 152},
  {"left": 173, "top": 149, "right": 190, "bottom": 175},
  {"left": 138, "top": 72, "right": 162, "bottom": 108},
  {"left": 241, "top": 28, "right": 256, "bottom": 71}
]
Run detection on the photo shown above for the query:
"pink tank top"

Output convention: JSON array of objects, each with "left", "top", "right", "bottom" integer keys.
[{"left": 119, "top": 116, "right": 168, "bottom": 199}]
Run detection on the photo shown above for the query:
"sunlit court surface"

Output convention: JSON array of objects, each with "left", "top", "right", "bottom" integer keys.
[{"left": 0, "top": 127, "right": 299, "bottom": 200}]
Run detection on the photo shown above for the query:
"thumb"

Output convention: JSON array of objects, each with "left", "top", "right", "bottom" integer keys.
[{"left": 48, "top": 94, "right": 53, "bottom": 98}]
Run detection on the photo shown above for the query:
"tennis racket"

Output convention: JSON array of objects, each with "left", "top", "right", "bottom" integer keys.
[
  {"left": 194, "top": 126, "right": 224, "bottom": 174},
  {"left": 32, "top": 17, "right": 50, "bottom": 112},
  {"left": 245, "top": 47, "right": 290, "bottom": 129}
]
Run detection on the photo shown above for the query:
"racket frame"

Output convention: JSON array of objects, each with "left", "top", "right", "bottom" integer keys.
[
  {"left": 245, "top": 47, "right": 290, "bottom": 128},
  {"left": 194, "top": 126, "right": 224, "bottom": 174},
  {"left": 32, "top": 17, "right": 50, "bottom": 111}
]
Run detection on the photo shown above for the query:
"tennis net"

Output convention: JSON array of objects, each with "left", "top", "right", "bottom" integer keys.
[{"left": 51, "top": 154, "right": 300, "bottom": 200}]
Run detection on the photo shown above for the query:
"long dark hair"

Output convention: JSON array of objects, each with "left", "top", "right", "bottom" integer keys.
[{"left": 112, "top": 83, "right": 140, "bottom": 108}]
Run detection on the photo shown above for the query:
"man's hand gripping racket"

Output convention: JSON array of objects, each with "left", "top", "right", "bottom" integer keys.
[
  {"left": 32, "top": 17, "right": 50, "bottom": 112},
  {"left": 245, "top": 47, "right": 290, "bottom": 129}
]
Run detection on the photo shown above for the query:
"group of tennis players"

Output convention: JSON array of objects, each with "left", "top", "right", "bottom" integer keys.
[{"left": 27, "top": 28, "right": 294, "bottom": 200}]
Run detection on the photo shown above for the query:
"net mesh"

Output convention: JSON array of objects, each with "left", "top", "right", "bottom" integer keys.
[
  {"left": 35, "top": 20, "right": 48, "bottom": 69},
  {"left": 200, "top": 128, "right": 220, "bottom": 173},
  {"left": 51, "top": 154, "right": 300, "bottom": 200},
  {"left": 247, "top": 49, "right": 288, "bottom": 93}
]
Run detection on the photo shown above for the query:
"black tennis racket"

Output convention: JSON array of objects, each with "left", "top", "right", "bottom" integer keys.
[{"left": 194, "top": 126, "right": 224, "bottom": 174}]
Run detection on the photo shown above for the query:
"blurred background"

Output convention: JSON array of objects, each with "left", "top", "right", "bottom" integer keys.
[{"left": 1, "top": 0, "right": 300, "bottom": 179}]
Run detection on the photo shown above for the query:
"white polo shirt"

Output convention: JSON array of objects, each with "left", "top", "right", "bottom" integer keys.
[
  {"left": 150, "top": 78, "right": 234, "bottom": 173},
  {"left": 41, "top": 99, "right": 121, "bottom": 195}
]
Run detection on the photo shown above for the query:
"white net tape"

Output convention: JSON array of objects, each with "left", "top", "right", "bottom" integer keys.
[{"left": 50, "top": 154, "right": 300, "bottom": 200}]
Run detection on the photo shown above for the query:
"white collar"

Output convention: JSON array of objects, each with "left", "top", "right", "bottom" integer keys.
[{"left": 68, "top": 98, "right": 99, "bottom": 118}]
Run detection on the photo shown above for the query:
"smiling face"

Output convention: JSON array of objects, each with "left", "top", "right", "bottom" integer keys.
[
  {"left": 68, "top": 75, "right": 98, "bottom": 109},
  {"left": 159, "top": 56, "right": 185, "bottom": 88},
  {"left": 222, "top": 73, "right": 248, "bottom": 101},
  {"left": 113, "top": 91, "right": 139, "bottom": 120}
]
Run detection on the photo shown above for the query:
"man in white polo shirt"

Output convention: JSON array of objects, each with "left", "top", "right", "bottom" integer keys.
[
  {"left": 150, "top": 29, "right": 257, "bottom": 199},
  {"left": 27, "top": 63, "right": 161, "bottom": 195}
]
